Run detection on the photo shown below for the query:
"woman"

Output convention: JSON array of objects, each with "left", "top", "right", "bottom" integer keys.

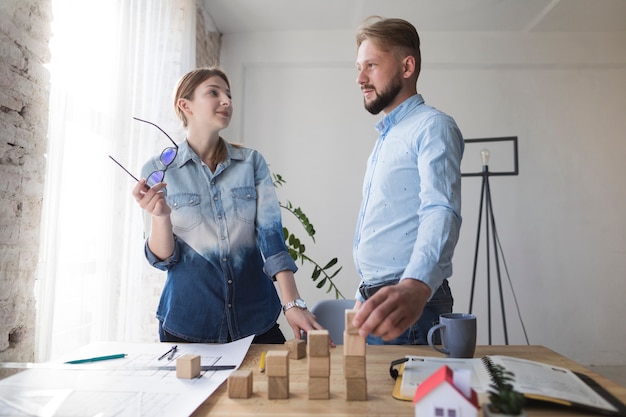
[{"left": 132, "top": 67, "right": 323, "bottom": 343}]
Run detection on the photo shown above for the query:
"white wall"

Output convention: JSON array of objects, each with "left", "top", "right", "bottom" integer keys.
[{"left": 218, "top": 30, "right": 626, "bottom": 366}]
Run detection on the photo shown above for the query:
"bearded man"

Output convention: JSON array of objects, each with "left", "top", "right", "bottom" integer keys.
[{"left": 351, "top": 16, "right": 465, "bottom": 345}]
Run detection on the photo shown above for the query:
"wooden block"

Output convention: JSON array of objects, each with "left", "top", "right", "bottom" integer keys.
[
  {"left": 285, "top": 339, "right": 306, "bottom": 359},
  {"left": 345, "top": 309, "right": 359, "bottom": 335},
  {"left": 265, "top": 350, "right": 289, "bottom": 377},
  {"left": 343, "top": 331, "right": 366, "bottom": 356},
  {"left": 267, "top": 376, "right": 289, "bottom": 399},
  {"left": 308, "top": 377, "right": 330, "bottom": 399},
  {"left": 345, "top": 377, "right": 367, "bottom": 401},
  {"left": 228, "top": 370, "right": 253, "bottom": 398},
  {"left": 308, "top": 354, "right": 330, "bottom": 377},
  {"left": 343, "top": 355, "right": 366, "bottom": 379},
  {"left": 307, "top": 329, "right": 329, "bottom": 357},
  {"left": 176, "top": 354, "right": 201, "bottom": 379}
]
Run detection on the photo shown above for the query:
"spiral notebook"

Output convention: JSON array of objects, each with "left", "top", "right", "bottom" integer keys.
[{"left": 392, "top": 355, "right": 626, "bottom": 416}]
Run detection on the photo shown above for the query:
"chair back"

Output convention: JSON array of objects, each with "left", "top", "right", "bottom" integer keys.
[{"left": 309, "top": 299, "right": 355, "bottom": 345}]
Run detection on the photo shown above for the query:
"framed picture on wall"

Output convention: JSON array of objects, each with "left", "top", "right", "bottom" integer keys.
[{"left": 461, "top": 136, "right": 519, "bottom": 177}]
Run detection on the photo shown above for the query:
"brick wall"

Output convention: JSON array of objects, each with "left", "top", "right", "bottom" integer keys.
[
  {"left": 196, "top": 3, "right": 221, "bottom": 68},
  {"left": 0, "top": 0, "right": 52, "bottom": 377}
]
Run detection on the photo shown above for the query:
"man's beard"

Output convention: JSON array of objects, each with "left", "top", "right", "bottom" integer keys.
[{"left": 363, "top": 75, "right": 402, "bottom": 115}]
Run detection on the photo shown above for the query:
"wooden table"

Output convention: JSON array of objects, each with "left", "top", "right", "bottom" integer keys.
[{"left": 192, "top": 344, "right": 626, "bottom": 416}]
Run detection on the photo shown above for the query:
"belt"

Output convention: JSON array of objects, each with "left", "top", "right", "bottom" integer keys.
[
  {"left": 358, "top": 280, "right": 399, "bottom": 300},
  {"left": 359, "top": 278, "right": 450, "bottom": 300}
]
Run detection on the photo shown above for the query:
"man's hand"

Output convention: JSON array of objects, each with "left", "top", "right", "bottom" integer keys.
[{"left": 353, "top": 279, "right": 432, "bottom": 341}]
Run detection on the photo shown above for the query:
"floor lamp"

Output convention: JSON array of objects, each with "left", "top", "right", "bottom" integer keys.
[{"left": 463, "top": 137, "right": 519, "bottom": 345}]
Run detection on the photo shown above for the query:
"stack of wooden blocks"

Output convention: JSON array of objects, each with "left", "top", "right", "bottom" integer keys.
[
  {"left": 344, "top": 309, "right": 367, "bottom": 400},
  {"left": 307, "top": 329, "right": 331, "bottom": 399},
  {"left": 266, "top": 350, "right": 290, "bottom": 399}
]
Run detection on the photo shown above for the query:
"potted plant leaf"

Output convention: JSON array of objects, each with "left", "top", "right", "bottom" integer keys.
[
  {"left": 483, "top": 362, "right": 527, "bottom": 417},
  {"left": 273, "top": 173, "right": 344, "bottom": 299}
]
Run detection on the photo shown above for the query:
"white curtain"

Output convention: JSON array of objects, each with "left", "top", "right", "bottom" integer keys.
[{"left": 36, "top": 0, "right": 196, "bottom": 361}]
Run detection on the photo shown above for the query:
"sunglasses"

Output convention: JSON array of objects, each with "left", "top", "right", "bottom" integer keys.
[{"left": 109, "top": 117, "right": 179, "bottom": 187}]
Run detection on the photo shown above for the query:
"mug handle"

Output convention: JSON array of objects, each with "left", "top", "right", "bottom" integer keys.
[{"left": 427, "top": 323, "right": 449, "bottom": 355}]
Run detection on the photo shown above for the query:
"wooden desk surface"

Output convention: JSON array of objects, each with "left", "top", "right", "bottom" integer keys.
[{"left": 192, "top": 344, "right": 626, "bottom": 417}]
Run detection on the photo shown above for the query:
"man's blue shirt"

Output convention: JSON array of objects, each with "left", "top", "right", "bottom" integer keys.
[
  {"left": 353, "top": 94, "right": 464, "bottom": 301},
  {"left": 142, "top": 140, "right": 297, "bottom": 342}
]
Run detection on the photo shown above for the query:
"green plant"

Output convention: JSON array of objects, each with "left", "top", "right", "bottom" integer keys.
[
  {"left": 273, "top": 173, "right": 344, "bottom": 299},
  {"left": 485, "top": 363, "right": 526, "bottom": 415}
]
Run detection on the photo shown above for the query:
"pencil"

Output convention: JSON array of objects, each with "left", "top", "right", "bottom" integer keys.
[
  {"left": 65, "top": 353, "right": 127, "bottom": 364},
  {"left": 259, "top": 351, "right": 266, "bottom": 373}
]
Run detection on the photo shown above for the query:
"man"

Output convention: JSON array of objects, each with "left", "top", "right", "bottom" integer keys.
[{"left": 352, "top": 16, "right": 464, "bottom": 344}]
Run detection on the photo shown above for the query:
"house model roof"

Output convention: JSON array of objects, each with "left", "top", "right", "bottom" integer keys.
[{"left": 412, "top": 364, "right": 479, "bottom": 408}]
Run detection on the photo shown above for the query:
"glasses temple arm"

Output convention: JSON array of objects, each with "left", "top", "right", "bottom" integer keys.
[
  {"left": 132, "top": 116, "right": 178, "bottom": 148},
  {"left": 109, "top": 155, "right": 140, "bottom": 183}
]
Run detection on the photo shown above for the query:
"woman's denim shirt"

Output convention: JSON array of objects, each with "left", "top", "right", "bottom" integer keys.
[{"left": 141, "top": 140, "right": 297, "bottom": 343}]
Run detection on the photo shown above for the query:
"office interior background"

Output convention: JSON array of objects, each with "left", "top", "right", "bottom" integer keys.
[{"left": 0, "top": 0, "right": 624, "bottom": 379}]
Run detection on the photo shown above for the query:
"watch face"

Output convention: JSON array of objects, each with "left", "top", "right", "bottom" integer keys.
[{"left": 295, "top": 299, "right": 307, "bottom": 309}]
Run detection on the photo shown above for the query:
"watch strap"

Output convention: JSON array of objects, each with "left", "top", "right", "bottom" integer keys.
[{"left": 282, "top": 298, "right": 307, "bottom": 313}]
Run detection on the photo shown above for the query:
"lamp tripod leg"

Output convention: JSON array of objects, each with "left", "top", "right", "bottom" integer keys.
[
  {"left": 485, "top": 178, "right": 509, "bottom": 344},
  {"left": 470, "top": 172, "right": 509, "bottom": 345},
  {"left": 468, "top": 177, "right": 486, "bottom": 315}
]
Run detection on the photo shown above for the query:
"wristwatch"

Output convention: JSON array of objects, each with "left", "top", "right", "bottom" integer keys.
[{"left": 282, "top": 298, "right": 307, "bottom": 313}]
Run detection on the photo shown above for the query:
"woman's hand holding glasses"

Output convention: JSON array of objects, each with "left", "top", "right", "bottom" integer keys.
[{"left": 133, "top": 179, "right": 171, "bottom": 217}]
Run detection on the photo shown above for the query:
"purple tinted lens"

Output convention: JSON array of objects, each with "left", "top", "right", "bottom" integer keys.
[
  {"left": 160, "top": 147, "right": 177, "bottom": 166},
  {"left": 147, "top": 170, "right": 165, "bottom": 186}
]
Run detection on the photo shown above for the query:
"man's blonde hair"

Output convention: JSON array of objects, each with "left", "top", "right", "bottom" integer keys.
[{"left": 356, "top": 16, "right": 421, "bottom": 77}]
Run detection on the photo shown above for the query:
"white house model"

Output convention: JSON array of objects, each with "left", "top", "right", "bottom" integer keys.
[{"left": 413, "top": 365, "right": 479, "bottom": 417}]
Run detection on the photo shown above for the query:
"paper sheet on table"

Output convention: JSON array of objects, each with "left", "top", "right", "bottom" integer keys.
[{"left": 0, "top": 335, "right": 253, "bottom": 417}]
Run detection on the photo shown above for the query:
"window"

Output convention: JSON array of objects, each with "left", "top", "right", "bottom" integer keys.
[
  {"left": 433, "top": 406, "right": 458, "bottom": 417},
  {"left": 37, "top": 0, "right": 195, "bottom": 361}
]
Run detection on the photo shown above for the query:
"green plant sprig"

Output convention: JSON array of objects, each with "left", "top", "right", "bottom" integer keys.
[
  {"left": 273, "top": 173, "right": 344, "bottom": 299},
  {"left": 485, "top": 362, "right": 526, "bottom": 415}
]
